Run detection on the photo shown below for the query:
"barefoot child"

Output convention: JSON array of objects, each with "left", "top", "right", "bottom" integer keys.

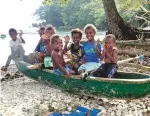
[
  {"left": 1, "top": 28, "right": 25, "bottom": 71},
  {"left": 51, "top": 34, "right": 75, "bottom": 78},
  {"left": 78, "top": 24, "right": 103, "bottom": 75},
  {"left": 64, "top": 28, "right": 83, "bottom": 74},
  {"left": 93, "top": 34, "right": 118, "bottom": 78}
]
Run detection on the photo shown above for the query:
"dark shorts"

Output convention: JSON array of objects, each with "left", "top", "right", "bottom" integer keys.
[{"left": 93, "top": 63, "right": 118, "bottom": 78}]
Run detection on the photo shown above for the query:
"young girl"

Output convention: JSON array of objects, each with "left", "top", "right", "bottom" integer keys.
[
  {"left": 31, "top": 25, "right": 56, "bottom": 63},
  {"left": 64, "top": 28, "right": 83, "bottom": 74},
  {"left": 78, "top": 24, "right": 103, "bottom": 75},
  {"left": 93, "top": 34, "right": 118, "bottom": 78},
  {"left": 39, "top": 25, "right": 56, "bottom": 59}
]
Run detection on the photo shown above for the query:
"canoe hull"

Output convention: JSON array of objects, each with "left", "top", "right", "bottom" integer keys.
[{"left": 16, "top": 61, "right": 150, "bottom": 98}]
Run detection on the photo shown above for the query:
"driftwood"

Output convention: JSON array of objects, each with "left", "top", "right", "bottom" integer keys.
[
  {"left": 117, "top": 56, "right": 143, "bottom": 65},
  {"left": 117, "top": 42, "right": 150, "bottom": 50},
  {"left": 118, "top": 49, "right": 150, "bottom": 57},
  {"left": 120, "top": 63, "right": 150, "bottom": 71}
]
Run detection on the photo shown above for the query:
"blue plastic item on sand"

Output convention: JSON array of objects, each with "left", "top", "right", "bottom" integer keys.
[{"left": 50, "top": 106, "right": 101, "bottom": 116}]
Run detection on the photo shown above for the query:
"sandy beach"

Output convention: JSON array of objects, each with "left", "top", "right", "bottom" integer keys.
[{"left": 0, "top": 64, "right": 150, "bottom": 116}]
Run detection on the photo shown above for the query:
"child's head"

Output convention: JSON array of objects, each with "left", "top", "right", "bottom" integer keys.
[
  {"left": 71, "top": 28, "right": 82, "bottom": 44},
  {"left": 38, "top": 26, "right": 45, "bottom": 37},
  {"left": 9, "top": 28, "right": 17, "bottom": 40},
  {"left": 45, "top": 25, "right": 56, "bottom": 38},
  {"left": 50, "top": 34, "right": 63, "bottom": 50},
  {"left": 83, "top": 24, "right": 97, "bottom": 41},
  {"left": 104, "top": 34, "right": 116, "bottom": 49},
  {"left": 28, "top": 52, "right": 41, "bottom": 64}
]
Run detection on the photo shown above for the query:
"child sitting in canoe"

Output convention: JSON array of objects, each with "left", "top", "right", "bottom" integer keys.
[
  {"left": 1, "top": 28, "right": 25, "bottom": 71},
  {"left": 29, "top": 25, "right": 56, "bottom": 64},
  {"left": 34, "top": 26, "right": 45, "bottom": 52},
  {"left": 78, "top": 24, "right": 103, "bottom": 75},
  {"left": 51, "top": 34, "right": 75, "bottom": 78},
  {"left": 93, "top": 34, "right": 118, "bottom": 78},
  {"left": 64, "top": 28, "right": 83, "bottom": 74},
  {"left": 38, "top": 25, "right": 56, "bottom": 59}
]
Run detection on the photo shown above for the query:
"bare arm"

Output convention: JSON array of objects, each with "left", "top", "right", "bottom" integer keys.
[
  {"left": 94, "top": 40, "right": 101, "bottom": 57},
  {"left": 100, "top": 50, "right": 105, "bottom": 61},
  {"left": 64, "top": 42, "right": 69, "bottom": 52},
  {"left": 95, "top": 45, "right": 101, "bottom": 57},
  {"left": 19, "top": 30, "right": 25, "bottom": 44},
  {"left": 64, "top": 35, "right": 70, "bottom": 52},
  {"left": 106, "top": 49, "right": 118, "bottom": 63}
]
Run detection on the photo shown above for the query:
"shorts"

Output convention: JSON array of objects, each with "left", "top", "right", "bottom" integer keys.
[
  {"left": 93, "top": 63, "right": 118, "bottom": 78},
  {"left": 78, "top": 62, "right": 100, "bottom": 72},
  {"left": 53, "top": 66, "right": 72, "bottom": 75}
]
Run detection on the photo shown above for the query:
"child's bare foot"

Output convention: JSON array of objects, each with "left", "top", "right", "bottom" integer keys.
[{"left": 1, "top": 66, "right": 7, "bottom": 72}]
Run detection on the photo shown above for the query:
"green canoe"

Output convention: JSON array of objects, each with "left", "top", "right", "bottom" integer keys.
[{"left": 16, "top": 61, "right": 150, "bottom": 98}]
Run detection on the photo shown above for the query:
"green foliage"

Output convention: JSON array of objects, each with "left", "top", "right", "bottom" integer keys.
[
  {"left": 34, "top": 0, "right": 106, "bottom": 30},
  {"left": 34, "top": 1, "right": 64, "bottom": 28},
  {"left": 34, "top": 0, "right": 150, "bottom": 30}
]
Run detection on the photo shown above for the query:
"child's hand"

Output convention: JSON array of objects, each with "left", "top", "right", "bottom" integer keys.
[
  {"left": 73, "top": 63, "right": 79, "bottom": 69},
  {"left": 95, "top": 39, "right": 100, "bottom": 47},
  {"left": 81, "top": 58, "right": 86, "bottom": 64},
  {"left": 42, "top": 34, "right": 49, "bottom": 40},
  {"left": 65, "top": 73, "right": 70, "bottom": 79},
  {"left": 64, "top": 35, "right": 70, "bottom": 43},
  {"left": 19, "top": 30, "right": 23, "bottom": 37},
  {"left": 103, "top": 44, "right": 107, "bottom": 51}
]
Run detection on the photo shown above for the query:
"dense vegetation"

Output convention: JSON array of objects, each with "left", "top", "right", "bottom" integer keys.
[{"left": 33, "top": 0, "right": 150, "bottom": 31}]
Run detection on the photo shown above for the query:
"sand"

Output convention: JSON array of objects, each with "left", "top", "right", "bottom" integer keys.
[{"left": 0, "top": 64, "right": 150, "bottom": 116}]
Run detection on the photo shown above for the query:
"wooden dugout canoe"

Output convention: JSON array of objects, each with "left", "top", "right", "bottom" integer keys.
[{"left": 16, "top": 61, "right": 150, "bottom": 98}]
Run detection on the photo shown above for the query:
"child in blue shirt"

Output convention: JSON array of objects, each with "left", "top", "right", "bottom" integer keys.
[{"left": 78, "top": 24, "right": 102, "bottom": 75}]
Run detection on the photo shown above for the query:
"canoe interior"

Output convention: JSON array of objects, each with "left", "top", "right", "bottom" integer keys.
[{"left": 115, "top": 72, "right": 150, "bottom": 79}]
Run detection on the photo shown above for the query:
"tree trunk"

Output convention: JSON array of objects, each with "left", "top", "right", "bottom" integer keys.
[{"left": 102, "top": 0, "right": 150, "bottom": 40}]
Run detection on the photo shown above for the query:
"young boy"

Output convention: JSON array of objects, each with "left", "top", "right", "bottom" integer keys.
[
  {"left": 78, "top": 24, "right": 103, "bottom": 75},
  {"left": 64, "top": 28, "right": 83, "bottom": 74},
  {"left": 1, "top": 28, "right": 25, "bottom": 71},
  {"left": 51, "top": 34, "right": 75, "bottom": 78},
  {"left": 93, "top": 34, "right": 118, "bottom": 78}
]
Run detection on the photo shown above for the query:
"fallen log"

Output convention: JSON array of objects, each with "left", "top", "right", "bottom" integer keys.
[
  {"left": 117, "top": 42, "right": 150, "bottom": 50},
  {"left": 118, "top": 49, "right": 150, "bottom": 57},
  {"left": 119, "top": 63, "right": 150, "bottom": 71},
  {"left": 117, "top": 55, "right": 143, "bottom": 65}
]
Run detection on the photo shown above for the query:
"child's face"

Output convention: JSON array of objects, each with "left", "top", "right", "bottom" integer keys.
[
  {"left": 85, "top": 28, "right": 95, "bottom": 41},
  {"left": 9, "top": 31, "right": 17, "bottom": 40},
  {"left": 45, "top": 29, "right": 54, "bottom": 38},
  {"left": 54, "top": 39, "right": 63, "bottom": 50},
  {"left": 105, "top": 38, "right": 115, "bottom": 49},
  {"left": 72, "top": 33, "right": 81, "bottom": 44},
  {"left": 39, "top": 29, "right": 45, "bottom": 36}
]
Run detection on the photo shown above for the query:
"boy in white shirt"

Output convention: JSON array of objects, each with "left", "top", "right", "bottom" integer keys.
[{"left": 1, "top": 28, "right": 25, "bottom": 71}]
